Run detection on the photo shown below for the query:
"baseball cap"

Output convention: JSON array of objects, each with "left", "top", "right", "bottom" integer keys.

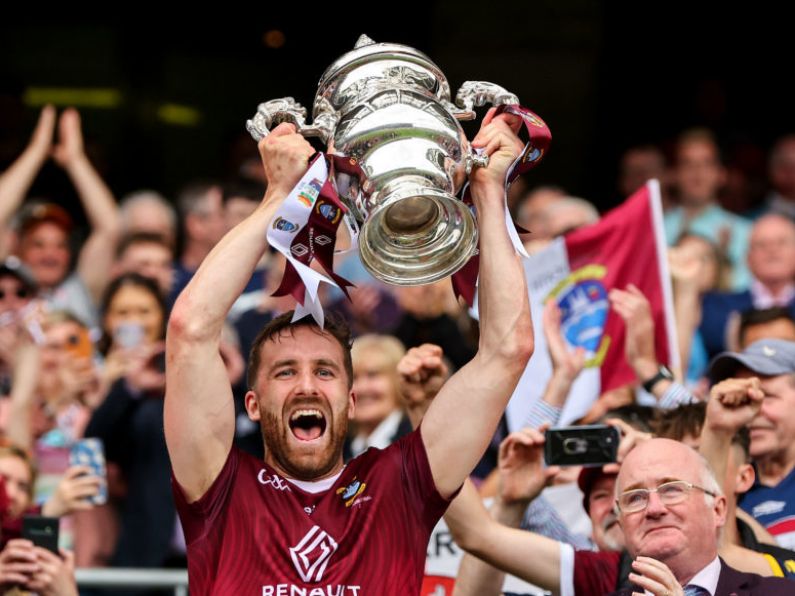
[
  {"left": 577, "top": 466, "right": 617, "bottom": 513},
  {"left": 708, "top": 339, "right": 795, "bottom": 383},
  {"left": 0, "top": 256, "right": 38, "bottom": 292},
  {"left": 17, "top": 202, "right": 73, "bottom": 235}
]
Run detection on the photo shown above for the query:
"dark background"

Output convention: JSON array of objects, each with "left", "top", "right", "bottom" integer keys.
[{"left": 1, "top": 2, "right": 792, "bottom": 221}]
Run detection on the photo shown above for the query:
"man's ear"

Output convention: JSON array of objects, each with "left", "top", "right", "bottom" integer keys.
[
  {"left": 735, "top": 462, "right": 755, "bottom": 494},
  {"left": 245, "top": 390, "right": 261, "bottom": 421},
  {"left": 348, "top": 390, "right": 356, "bottom": 420},
  {"left": 713, "top": 494, "right": 729, "bottom": 529}
]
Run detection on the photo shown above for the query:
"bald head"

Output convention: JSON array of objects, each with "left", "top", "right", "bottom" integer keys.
[
  {"left": 748, "top": 214, "right": 795, "bottom": 285},
  {"left": 617, "top": 438, "right": 722, "bottom": 497}
]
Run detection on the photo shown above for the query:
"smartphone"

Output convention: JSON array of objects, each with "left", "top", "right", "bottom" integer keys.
[
  {"left": 22, "top": 515, "right": 60, "bottom": 554},
  {"left": 65, "top": 327, "right": 93, "bottom": 360},
  {"left": 69, "top": 438, "right": 108, "bottom": 505},
  {"left": 544, "top": 424, "right": 619, "bottom": 467},
  {"left": 114, "top": 322, "right": 144, "bottom": 349}
]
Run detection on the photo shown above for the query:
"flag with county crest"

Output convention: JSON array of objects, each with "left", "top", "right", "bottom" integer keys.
[{"left": 505, "top": 179, "right": 680, "bottom": 429}]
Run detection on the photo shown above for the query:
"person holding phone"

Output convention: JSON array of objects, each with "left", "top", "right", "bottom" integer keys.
[
  {"left": 0, "top": 445, "right": 100, "bottom": 547},
  {"left": 0, "top": 538, "right": 78, "bottom": 596},
  {"left": 83, "top": 272, "right": 177, "bottom": 570}
]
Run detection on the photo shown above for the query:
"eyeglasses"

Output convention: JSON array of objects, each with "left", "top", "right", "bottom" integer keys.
[
  {"left": 616, "top": 480, "right": 717, "bottom": 513},
  {"left": 0, "top": 288, "right": 29, "bottom": 300}
]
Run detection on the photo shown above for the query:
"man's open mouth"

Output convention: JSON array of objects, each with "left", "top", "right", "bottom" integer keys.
[{"left": 289, "top": 409, "right": 327, "bottom": 441}]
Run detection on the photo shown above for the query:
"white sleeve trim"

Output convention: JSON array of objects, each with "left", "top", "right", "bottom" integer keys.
[{"left": 559, "top": 542, "right": 575, "bottom": 596}]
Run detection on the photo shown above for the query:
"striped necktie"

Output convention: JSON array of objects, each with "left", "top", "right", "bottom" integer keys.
[{"left": 684, "top": 585, "right": 709, "bottom": 596}]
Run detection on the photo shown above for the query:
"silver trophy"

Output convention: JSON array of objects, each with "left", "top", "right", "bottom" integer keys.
[{"left": 247, "top": 34, "right": 519, "bottom": 286}]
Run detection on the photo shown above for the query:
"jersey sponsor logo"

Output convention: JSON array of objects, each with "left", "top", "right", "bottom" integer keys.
[
  {"left": 258, "top": 470, "right": 291, "bottom": 492},
  {"left": 752, "top": 500, "right": 787, "bottom": 517},
  {"left": 336, "top": 478, "right": 366, "bottom": 507},
  {"left": 262, "top": 585, "right": 361, "bottom": 595},
  {"left": 289, "top": 525, "right": 338, "bottom": 583}
]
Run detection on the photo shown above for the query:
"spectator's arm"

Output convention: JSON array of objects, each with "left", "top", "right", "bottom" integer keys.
[
  {"left": 525, "top": 300, "right": 586, "bottom": 428},
  {"left": 2, "top": 323, "right": 41, "bottom": 452},
  {"left": 668, "top": 245, "right": 704, "bottom": 375},
  {"left": 447, "top": 480, "right": 562, "bottom": 595},
  {"left": 0, "top": 106, "right": 55, "bottom": 241},
  {"left": 609, "top": 284, "right": 681, "bottom": 402},
  {"left": 52, "top": 109, "right": 122, "bottom": 303},
  {"left": 455, "top": 427, "right": 560, "bottom": 595},
  {"left": 700, "top": 377, "right": 763, "bottom": 495}
]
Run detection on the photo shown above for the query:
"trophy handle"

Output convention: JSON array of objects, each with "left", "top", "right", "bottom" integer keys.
[
  {"left": 246, "top": 97, "right": 338, "bottom": 144},
  {"left": 448, "top": 81, "right": 520, "bottom": 121}
]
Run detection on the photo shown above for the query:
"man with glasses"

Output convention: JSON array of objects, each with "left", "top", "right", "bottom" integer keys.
[
  {"left": 447, "top": 427, "right": 794, "bottom": 595},
  {"left": 601, "top": 437, "right": 791, "bottom": 595}
]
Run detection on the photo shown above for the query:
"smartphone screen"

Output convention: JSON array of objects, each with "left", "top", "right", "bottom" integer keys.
[{"left": 69, "top": 438, "right": 108, "bottom": 505}]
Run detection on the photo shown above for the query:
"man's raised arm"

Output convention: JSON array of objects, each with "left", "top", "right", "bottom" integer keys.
[
  {"left": 420, "top": 109, "right": 534, "bottom": 497},
  {"left": 165, "top": 124, "right": 314, "bottom": 502}
]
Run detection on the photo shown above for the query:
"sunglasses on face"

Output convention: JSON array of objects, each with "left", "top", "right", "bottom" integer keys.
[{"left": 0, "top": 287, "right": 29, "bottom": 300}]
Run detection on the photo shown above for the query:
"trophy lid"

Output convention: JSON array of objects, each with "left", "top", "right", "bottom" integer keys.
[{"left": 315, "top": 34, "right": 452, "bottom": 113}]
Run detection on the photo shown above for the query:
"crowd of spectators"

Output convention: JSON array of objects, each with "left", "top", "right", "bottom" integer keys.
[{"left": 1, "top": 104, "right": 795, "bottom": 594}]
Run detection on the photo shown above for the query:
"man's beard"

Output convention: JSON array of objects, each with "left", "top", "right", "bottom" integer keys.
[
  {"left": 599, "top": 512, "right": 624, "bottom": 551},
  {"left": 259, "top": 398, "right": 348, "bottom": 481}
]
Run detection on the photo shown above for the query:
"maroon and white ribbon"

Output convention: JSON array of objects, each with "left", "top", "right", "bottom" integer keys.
[
  {"left": 267, "top": 154, "right": 353, "bottom": 326},
  {"left": 451, "top": 104, "right": 552, "bottom": 307}
]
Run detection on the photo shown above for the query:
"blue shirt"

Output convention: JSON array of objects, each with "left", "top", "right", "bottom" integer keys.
[
  {"left": 664, "top": 204, "right": 752, "bottom": 290},
  {"left": 740, "top": 464, "right": 795, "bottom": 551}
]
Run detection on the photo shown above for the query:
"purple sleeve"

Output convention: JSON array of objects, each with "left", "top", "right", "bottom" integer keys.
[
  {"left": 171, "top": 447, "right": 239, "bottom": 545},
  {"left": 399, "top": 427, "right": 460, "bottom": 531}
]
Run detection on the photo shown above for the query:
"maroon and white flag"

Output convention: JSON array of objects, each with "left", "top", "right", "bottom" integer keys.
[{"left": 505, "top": 180, "right": 680, "bottom": 429}]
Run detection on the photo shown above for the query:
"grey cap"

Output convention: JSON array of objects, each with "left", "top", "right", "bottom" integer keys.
[{"left": 708, "top": 339, "right": 795, "bottom": 382}]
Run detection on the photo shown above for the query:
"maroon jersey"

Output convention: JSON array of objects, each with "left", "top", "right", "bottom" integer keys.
[{"left": 173, "top": 429, "right": 452, "bottom": 595}]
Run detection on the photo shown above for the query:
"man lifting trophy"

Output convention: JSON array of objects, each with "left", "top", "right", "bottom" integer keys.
[{"left": 167, "top": 34, "right": 547, "bottom": 594}]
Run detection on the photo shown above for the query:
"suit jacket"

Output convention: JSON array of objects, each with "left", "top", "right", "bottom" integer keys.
[{"left": 609, "top": 557, "right": 793, "bottom": 596}]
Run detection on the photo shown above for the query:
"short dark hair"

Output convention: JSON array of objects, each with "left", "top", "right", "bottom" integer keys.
[
  {"left": 246, "top": 311, "right": 353, "bottom": 391},
  {"left": 654, "top": 402, "right": 749, "bottom": 459},
  {"left": 739, "top": 307, "right": 795, "bottom": 346},
  {"left": 116, "top": 231, "right": 174, "bottom": 259}
]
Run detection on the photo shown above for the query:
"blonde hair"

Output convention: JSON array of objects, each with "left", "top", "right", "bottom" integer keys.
[{"left": 351, "top": 335, "right": 406, "bottom": 371}]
